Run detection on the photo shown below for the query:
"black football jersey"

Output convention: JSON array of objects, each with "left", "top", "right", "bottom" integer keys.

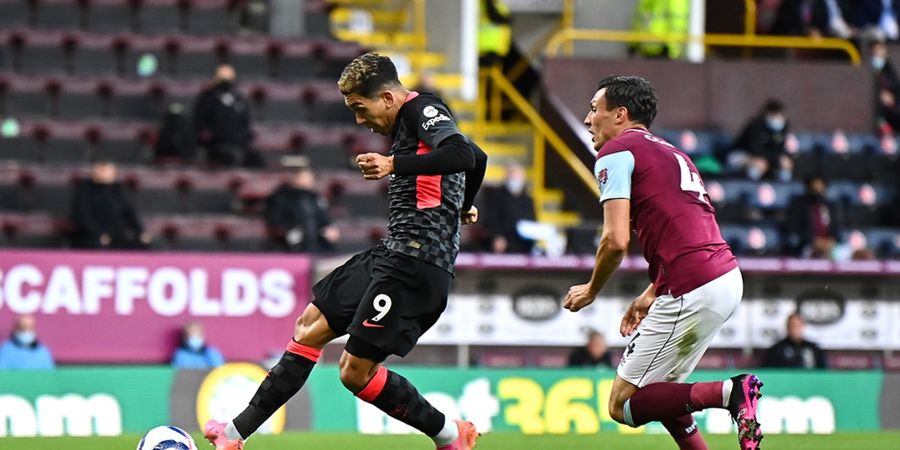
[{"left": 383, "top": 92, "right": 469, "bottom": 273}]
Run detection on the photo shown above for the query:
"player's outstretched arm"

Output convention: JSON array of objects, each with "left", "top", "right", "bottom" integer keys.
[{"left": 563, "top": 199, "right": 630, "bottom": 312}]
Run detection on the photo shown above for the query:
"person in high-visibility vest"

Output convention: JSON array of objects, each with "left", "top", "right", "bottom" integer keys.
[
  {"left": 631, "top": 0, "right": 690, "bottom": 59},
  {"left": 479, "top": 0, "right": 512, "bottom": 66}
]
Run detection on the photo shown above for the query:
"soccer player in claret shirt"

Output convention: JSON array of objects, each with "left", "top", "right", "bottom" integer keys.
[
  {"left": 563, "top": 75, "right": 764, "bottom": 450},
  {"left": 204, "top": 53, "right": 487, "bottom": 450}
]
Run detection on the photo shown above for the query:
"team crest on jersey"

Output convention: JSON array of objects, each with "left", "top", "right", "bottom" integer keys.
[{"left": 597, "top": 168, "right": 608, "bottom": 185}]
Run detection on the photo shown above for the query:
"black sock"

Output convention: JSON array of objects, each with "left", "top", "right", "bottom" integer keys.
[
  {"left": 232, "top": 347, "right": 318, "bottom": 438},
  {"left": 357, "top": 367, "right": 445, "bottom": 437}
]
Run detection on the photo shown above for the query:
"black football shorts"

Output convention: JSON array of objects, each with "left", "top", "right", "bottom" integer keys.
[{"left": 311, "top": 244, "right": 451, "bottom": 357}]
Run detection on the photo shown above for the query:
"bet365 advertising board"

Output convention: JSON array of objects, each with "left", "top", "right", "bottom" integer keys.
[{"left": 2, "top": 365, "right": 896, "bottom": 437}]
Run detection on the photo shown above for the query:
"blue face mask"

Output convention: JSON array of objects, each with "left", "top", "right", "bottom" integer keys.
[
  {"left": 873, "top": 56, "right": 886, "bottom": 71},
  {"left": 15, "top": 331, "right": 36, "bottom": 346},
  {"left": 187, "top": 336, "right": 204, "bottom": 351}
]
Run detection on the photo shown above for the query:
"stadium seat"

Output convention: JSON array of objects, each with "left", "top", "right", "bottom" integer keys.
[
  {"left": 32, "top": 0, "right": 85, "bottom": 30},
  {"left": 184, "top": 0, "right": 237, "bottom": 36},
  {"left": 134, "top": 0, "right": 183, "bottom": 34},
  {"left": 0, "top": 0, "right": 30, "bottom": 29}
]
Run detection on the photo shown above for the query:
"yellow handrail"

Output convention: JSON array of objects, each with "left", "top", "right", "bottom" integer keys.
[
  {"left": 485, "top": 66, "right": 599, "bottom": 199},
  {"left": 545, "top": 29, "right": 861, "bottom": 65},
  {"left": 744, "top": 0, "right": 757, "bottom": 36}
]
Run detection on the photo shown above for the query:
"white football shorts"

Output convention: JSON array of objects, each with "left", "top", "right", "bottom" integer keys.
[{"left": 617, "top": 267, "right": 743, "bottom": 388}]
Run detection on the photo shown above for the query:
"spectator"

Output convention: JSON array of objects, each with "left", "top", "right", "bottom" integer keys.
[
  {"left": 783, "top": 175, "right": 845, "bottom": 258},
  {"left": 69, "top": 158, "right": 151, "bottom": 250},
  {"left": 172, "top": 322, "right": 225, "bottom": 369},
  {"left": 729, "top": 99, "right": 793, "bottom": 181},
  {"left": 483, "top": 164, "right": 536, "bottom": 254},
  {"left": 848, "top": 0, "right": 900, "bottom": 41},
  {"left": 264, "top": 166, "right": 340, "bottom": 253},
  {"left": 567, "top": 330, "right": 613, "bottom": 369},
  {"left": 0, "top": 315, "right": 55, "bottom": 369},
  {"left": 413, "top": 71, "right": 442, "bottom": 97},
  {"left": 870, "top": 40, "right": 900, "bottom": 133},
  {"left": 631, "top": 0, "right": 690, "bottom": 58},
  {"left": 193, "top": 64, "right": 261, "bottom": 167},
  {"left": 154, "top": 103, "right": 197, "bottom": 164},
  {"left": 478, "top": 0, "right": 512, "bottom": 67},
  {"left": 762, "top": 313, "right": 827, "bottom": 369},
  {"left": 771, "top": 0, "right": 852, "bottom": 38}
]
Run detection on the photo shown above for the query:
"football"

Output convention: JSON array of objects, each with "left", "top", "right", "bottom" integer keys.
[{"left": 136, "top": 425, "right": 197, "bottom": 450}]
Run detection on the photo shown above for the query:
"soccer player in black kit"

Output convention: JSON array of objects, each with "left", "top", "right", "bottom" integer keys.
[{"left": 204, "top": 53, "right": 487, "bottom": 450}]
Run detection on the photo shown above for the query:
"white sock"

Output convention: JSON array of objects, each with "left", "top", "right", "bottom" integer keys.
[
  {"left": 224, "top": 422, "right": 245, "bottom": 441},
  {"left": 432, "top": 418, "right": 459, "bottom": 447},
  {"left": 722, "top": 379, "right": 734, "bottom": 408}
]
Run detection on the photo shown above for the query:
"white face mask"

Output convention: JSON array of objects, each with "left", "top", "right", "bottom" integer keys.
[
  {"left": 766, "top": 116, "right": 786, "bottom": 131},
  {"left": 506, "top": 178, "right": 525, "bottom": 195},
  {"left": 187, "top": 336, "right": 205, "bottom": 351},
  {"left": 872, "top": 56, "right": 886, "bottom": 71},
  {"left": 15, "top": 331, "right": 36, "bottom": 345}
]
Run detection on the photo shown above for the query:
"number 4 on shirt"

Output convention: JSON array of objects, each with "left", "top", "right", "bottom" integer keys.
[{"left": 674, "top": 153, "right": 708, "bottom": 204}]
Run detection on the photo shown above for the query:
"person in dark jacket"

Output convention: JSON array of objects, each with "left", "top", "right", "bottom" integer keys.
[
  {"left": 783, "top": 175, "right": 844, "bottom": 258},
  {"left": 762, "top": 313, "right": 828, "bottom": 369},
  {"left": 771, "top": 0, "right": 852, "bottom": 38},
  {"left": 729, "top": 99, "right": 794, "bottom": 181},
  {"left": 69, "top": 158, "right": 150, "bottom": 249},
  {"left": 154, "top": 103, "right": 197, "bottom": 163},
  {"left": 264, "top": 166, "right": 340, "bottom": 253},
  {"left": 870, "top": 40, "right": 900, "bottom": 133},
  {"left": 567, "top": 330, "right": 613, "bottom": 369},
  {"left": 193, "top": 64, "right": 259, "bottom": 167},
  {"left": 483, "top": 164, "right": 536, "bottom": 254}
]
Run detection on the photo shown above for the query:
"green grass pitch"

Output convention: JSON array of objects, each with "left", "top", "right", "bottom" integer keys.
[{"left": 7, "top": 431, "right": 900, "bottom": 450}]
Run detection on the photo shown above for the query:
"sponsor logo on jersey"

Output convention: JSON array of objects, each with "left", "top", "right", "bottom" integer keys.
[
  {"left": 423, "top": 105, "right": 439, "bottom": 118},
  {"left": 421, "top": 114, "right": 452, "bottom": 131}
]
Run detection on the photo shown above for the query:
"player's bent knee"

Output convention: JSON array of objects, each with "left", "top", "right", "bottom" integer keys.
[
  {"left": 608, "top": 403, "right": 627, "bottom": 425},
  {"left": 292, "top": 304, "right": 336, "bottom": 347},
  {"left": 338, "top": 352, "right": 376, "bottom": 393}
]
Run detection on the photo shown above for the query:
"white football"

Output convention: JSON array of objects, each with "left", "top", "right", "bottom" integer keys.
[{"left": 136, "top": 425, "right": 197, "bottom": 450}]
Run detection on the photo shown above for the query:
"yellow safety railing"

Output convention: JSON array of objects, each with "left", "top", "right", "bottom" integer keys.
[
  {"left": 545, "top": 29, "right": 861, "bottom": 65},
  {"left": 480, "top": 66, "right": 599, "bottom": 205},
  {"left": 744, "top": 0, "right": 757, "bottom": 36}
]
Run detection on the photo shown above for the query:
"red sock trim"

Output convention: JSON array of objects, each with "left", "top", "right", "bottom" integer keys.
[
  {"left": 285, "top": 340, "right": 322, "bottom": 362},
  {"left": 356, "top": 366, "right": 388, "bottom": 402}
]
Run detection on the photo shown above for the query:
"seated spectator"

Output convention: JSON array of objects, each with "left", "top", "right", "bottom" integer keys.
[
  {"left": 154, "top": 103, "right": 197, "bottom": 163},
  {"left": 0, "top": 315, "right": 55, "bottom": 369},
  {"left": 171, "top": 322, "right": 225, "bottom": 369},
  {"left": 870, "top": 40, "right": 900, "bottom": 134},
  {"left": 782, "top": 175, "right": 845, "bottom": 258},
  {"left": 848, "top": 0, "right": 899, "bottom": 41},
  {"left": 483, "top": 164, "right": 536, "bottom": 254},
  {"left": 265, "top": 166, "right": 340, "bottom": 253},
  {"left": 193, "top": 64, "right": 262, "bottom": 167},
  {"left": 762, "top": 313, "right": 827, "bottom": 369},
  {"left": 69, "top": 158, "right": 151, "bottom": 250},
  {"left": 567, "top": 330, "right": 613, "bottom": 369},
  {"left": 771, "top": 0, "right": 852, "bottom": 38},
  {"left": 728, "top": 99, "right": 793, "bottom": 181}
]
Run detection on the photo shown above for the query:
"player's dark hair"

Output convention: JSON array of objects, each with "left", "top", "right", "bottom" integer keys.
[
  {"left": 596, "top": 75, "right": 658, "bottom": 127},
  {"left": 338, "top": 52, "right": 401, "bottom": 98}
]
